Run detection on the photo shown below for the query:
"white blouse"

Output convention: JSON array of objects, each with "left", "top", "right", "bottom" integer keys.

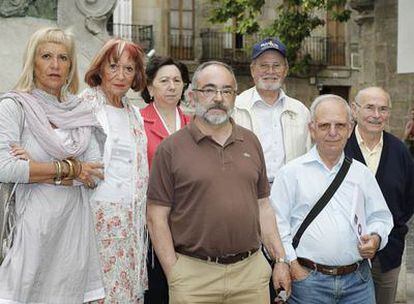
[{"left": 92, "top": 105, "right": 134, "bottom": 203}]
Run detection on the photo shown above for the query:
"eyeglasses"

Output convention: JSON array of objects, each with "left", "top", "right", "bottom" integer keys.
[
  {"left": 107, "top": 63, "right": 136, "bottom": 77},
  {"left": 254, "top": 62, "right": 285, "bottom": 72},
  {"left": 193, "top": 88, "right": 237, "bottom": 99},
  {"left": 355, "top": 102, "right": 390, "bottom": 115}
]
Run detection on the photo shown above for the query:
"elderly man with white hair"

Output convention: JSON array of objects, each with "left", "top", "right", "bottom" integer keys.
[
  {"left": 345, "top": 87, "right": 414, "bottom": 304},
  {"left": 270, "top": 94, "right": 393, "bottom": 304}
]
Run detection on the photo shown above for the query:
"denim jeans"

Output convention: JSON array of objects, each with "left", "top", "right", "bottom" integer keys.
[{"left": 288, "top": 260, "right": 375, "bottom": 304}]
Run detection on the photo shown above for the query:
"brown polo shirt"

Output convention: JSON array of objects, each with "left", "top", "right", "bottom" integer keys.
[{"left": 147, "top": 119, "right": 270, "bottom": 257}]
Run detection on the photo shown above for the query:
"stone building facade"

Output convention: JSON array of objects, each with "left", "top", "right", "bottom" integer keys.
[
  {"left": 1, "top": 0, "right": 411, "bottom": 136},
  {"left": 128, "top": 0, "right": 360, "bottom": 108},
  {"left": 0, "top": 0, "right": 117, "bottom": 93},
  {"left": 127, "top": 0, "right": 413, "bottom": 136},
  {"left": 351, "top": 0, "right": 414, "bottom": 137}
]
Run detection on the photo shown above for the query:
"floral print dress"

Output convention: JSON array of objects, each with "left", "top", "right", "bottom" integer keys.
[{"left": 81, "top": 87, "right": 149, "bottom": 304}]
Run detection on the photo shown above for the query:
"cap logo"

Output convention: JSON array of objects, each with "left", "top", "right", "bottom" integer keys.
[{"left": 260, "top": 40, "right": 279, "bottom": 50}]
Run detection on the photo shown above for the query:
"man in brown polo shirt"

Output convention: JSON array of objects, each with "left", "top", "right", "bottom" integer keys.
[{"left": 147, "top": 61, "right": 291, "bottom": 304}]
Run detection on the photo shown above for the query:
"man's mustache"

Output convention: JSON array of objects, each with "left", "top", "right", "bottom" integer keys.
[{"left": 207, "top": 104, "right": 228, "bottom": 111}]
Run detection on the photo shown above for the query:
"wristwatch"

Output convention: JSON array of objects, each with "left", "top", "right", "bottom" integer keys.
[{"left": 274, "top": 257, "right": 290, "bottom": 266}]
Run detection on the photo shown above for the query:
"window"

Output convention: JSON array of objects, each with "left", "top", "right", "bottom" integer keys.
[
  {"left": 326, "top": 8, "right": 346, "bottom": 66},
  {"left": 169, "top": 0, "right": 194, "bottom": 60}
]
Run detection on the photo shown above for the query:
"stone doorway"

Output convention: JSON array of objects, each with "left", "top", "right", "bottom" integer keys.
[{"left": 320, "top": 85, "right": 350, "bottom": 102}]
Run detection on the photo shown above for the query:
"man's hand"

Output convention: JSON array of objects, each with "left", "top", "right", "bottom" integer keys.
[
  {"left": 147, "top": 203, "right": 177, "bottom": 283},
  {"left": 273, "top": 262, "right": 291, "bottom": 298},
  {"left": 358, "top": 234, "right": 380, "bottom": 259},
  {"left": 290, "top": 260, "right": 310, "bottom": 281}
]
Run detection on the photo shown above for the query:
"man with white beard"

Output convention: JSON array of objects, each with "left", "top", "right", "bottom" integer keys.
[{"left": 234, "top": 38, "right": 311, "bottom": 185}]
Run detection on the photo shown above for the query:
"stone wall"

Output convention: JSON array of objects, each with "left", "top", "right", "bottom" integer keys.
[
  {"left": 0, "top": 17, "right": 55, "bottom": 93},
  {"left": 352, "top": 0, "right": 414, "bottom": 138},
  {"left": 0, "top": 0, "right": 117, "bottom": 94}
]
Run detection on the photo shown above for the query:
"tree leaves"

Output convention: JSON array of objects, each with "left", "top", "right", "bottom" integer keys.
[{"left": 209, "top": 0, "right": 351, "bottom": 74}]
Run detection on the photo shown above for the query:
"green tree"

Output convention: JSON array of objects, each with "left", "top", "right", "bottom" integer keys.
[{"left": 209, "top": 0, "right": 351, "bottom": 74}]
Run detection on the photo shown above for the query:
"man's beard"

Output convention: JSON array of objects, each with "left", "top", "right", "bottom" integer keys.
[
  {"left": 256, "top": 77, "right": 283, "bottom": 91},
  {"left": 195, "top": 101, "right": 234, "bottom": 126}
]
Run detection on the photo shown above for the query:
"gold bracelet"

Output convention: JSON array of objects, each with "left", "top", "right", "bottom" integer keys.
[
  {"left": 53, "top": 161, "right": 59, "bottom": 177},
  {"left": 63, "top": 159, "right": 75, "bottom": 179},
  {"left": 61, "top": 160, "right": 69, "bottom": 179},
  {"left": 54, "top": 160, "right": 62, "bottom": 185}
]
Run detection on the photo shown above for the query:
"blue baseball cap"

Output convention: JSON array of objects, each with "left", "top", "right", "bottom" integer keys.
[{"left": 252, "top": 38, "right": 287, "bottom": 59}]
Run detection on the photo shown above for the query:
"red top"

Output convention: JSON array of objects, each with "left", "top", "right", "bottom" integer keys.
[{"left": 140, "top": 102, "right": 190, "bottom": 168}]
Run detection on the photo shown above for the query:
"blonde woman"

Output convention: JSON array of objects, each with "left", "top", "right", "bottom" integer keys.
[{"left": 0, "top": 27, "right": 104, "bottom": 303}]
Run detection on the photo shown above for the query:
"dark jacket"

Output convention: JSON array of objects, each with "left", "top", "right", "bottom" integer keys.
[{"left": 345, "top": 129, "right": 414, "bottom": 272}]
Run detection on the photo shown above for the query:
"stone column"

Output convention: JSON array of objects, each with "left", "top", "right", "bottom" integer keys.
[
  {"left": 58, "top": 0, "right": 116, "bottom": 58},
  {"left": 57, "top": 0, "right": 117, "bottom": 89}
]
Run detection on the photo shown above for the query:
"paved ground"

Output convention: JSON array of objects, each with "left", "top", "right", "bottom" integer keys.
[
  {"left": 406, "top": 218, "right": 414, "bottom": 272},
  {"left": 399, "top": 218, "right": 414, "bottom": 303},
  {"left": 405, "top": 273, "right": 414, "bottom": 304}
]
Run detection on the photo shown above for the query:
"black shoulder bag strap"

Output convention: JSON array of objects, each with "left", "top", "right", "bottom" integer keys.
[{"left": 292, "top": 156, "right": 353, "bottom": 249}]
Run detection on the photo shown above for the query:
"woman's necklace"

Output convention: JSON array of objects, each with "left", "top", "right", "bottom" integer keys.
[{"left": 154, "top": 103, "right": 179, "bottom": 135}]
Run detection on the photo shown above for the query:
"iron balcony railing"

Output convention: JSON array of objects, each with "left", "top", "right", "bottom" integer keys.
[
  {"left": 169, "top": 33, "right": 194, "bottom": 60},
  {"left": 107, "top": 23, "right": 154, "bottom": 52},
  {"left": 200, "top": 30, "right": 346, "bottom": 67},
  {"left": 297, "top": 36, "right": 346, "bottom": 66},
  {"left": 200, "top": 30, "right": 259, "bottom": 64}
]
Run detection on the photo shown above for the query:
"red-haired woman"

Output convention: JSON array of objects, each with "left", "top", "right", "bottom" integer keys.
[{"left": 80, "top": 38, "right": 148, "bottom": 303}]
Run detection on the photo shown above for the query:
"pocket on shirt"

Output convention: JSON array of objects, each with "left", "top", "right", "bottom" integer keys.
[{"left": 92, "top": 200, "right": 132, "bottom": 240}]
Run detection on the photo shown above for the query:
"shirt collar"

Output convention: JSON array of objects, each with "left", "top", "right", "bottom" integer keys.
[
  {"left": 188, "top": 117, "right": 244, "bottom": 144},
  {"left": 252, "top": 87, "right": 286, "bottom": 109},
  {"left": 355, "top": 125, "right": 383, "bottom": 152},
  {"left": 303, "top": 145, "right": 345, "bottom": 173}
]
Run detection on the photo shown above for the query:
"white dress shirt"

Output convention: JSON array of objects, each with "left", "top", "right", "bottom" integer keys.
[
  {"left": 270, "top": 146, "right": 393, "bottom": 266},
  {"left": 251, "top": 89, "right": 285, "bottom": 182}
]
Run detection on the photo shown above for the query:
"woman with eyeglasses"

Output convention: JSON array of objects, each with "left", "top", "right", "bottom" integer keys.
[
  {"left": 80, "top": 38, "right": 149, "bottom": 303},
  {"left": 140, "top": 56, "right": 190, "bottom": 303}
]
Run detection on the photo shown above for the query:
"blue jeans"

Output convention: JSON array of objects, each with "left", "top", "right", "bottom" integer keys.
[{"left": 288, "top": 260, "right": 375, "bottom": 304}]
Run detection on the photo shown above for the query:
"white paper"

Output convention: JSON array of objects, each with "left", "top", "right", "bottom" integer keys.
[{"left": 350, "top": 184, "right": 367, "bottom": 243}]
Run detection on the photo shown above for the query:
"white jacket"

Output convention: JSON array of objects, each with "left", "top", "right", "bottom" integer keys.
[{"left": 233, "top": 87, "right": 311, "bottom": 164}]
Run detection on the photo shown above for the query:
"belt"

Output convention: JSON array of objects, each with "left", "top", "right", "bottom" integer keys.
[
  {"left": 297, "top": 257, "right": 360, "bottom": 276},
  {"left": 176, "top": 247, "right": 259, "bottom": 265}
]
